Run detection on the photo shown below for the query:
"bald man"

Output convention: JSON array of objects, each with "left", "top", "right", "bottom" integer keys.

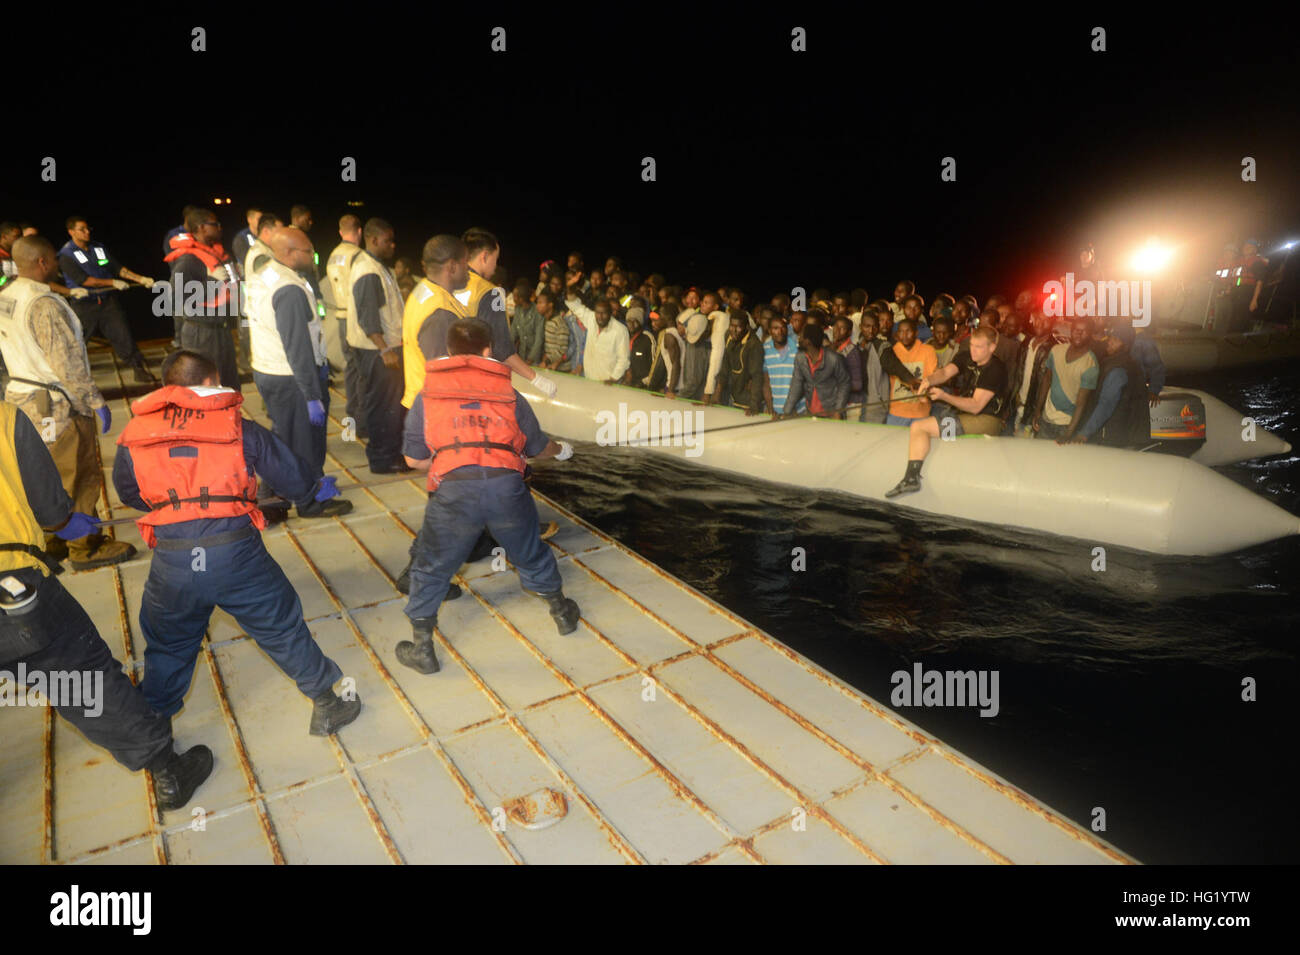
[
  {"left": 0, "top": 237, "right": 136, "bottom": 569},
  {"left": 325, "top": 214, "right": 365, "bottom": 433},
  {"left": 247, "top": 227, "right": 351, "bottom": 518}
]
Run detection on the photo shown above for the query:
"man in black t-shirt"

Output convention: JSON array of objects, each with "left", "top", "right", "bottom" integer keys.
[{"left": 886, "top": 326, "right": 1008, "bottom": 498}]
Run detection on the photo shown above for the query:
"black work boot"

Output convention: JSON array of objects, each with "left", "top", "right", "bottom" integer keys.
[
  {"left": 396, "top": 617, "right": 440, "bottom": 673},
  {"left": 535, "top": 590, "right": 581, "bottom": 635},
  {"left": 152, "top": 745, "right": 214, "bottom": 811},
  {"left": 309, "top": 688, "right": 362, "bottom": 736}
]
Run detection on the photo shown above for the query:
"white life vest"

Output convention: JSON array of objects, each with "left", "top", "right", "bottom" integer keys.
[
  {"left": 346, "top": 250, "right": 404, "bottom": 350},
  {"left": 248, "top": 259, "right": 326, "bottom": 376},
  {"left": 325, "top": 241, "right": 361, "bottom": 319},
  {"left": 242, "top": 238, "right": 274, "bottom": 319},
  {"left": 0, "top": 277, "right": 90, "bottom": 410}
]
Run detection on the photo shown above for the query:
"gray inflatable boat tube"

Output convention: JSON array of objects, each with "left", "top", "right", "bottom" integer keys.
[{"left": 520, "top": 372, "right": 1299, "bottom": 557}]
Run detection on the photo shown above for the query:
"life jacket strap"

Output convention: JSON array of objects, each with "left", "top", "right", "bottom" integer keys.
[
  {"left": 150, "top": 491, "right": 254, "bottom": 512},
  {"left": 433, "top": 439, "right": 522, "bottom": 456}
]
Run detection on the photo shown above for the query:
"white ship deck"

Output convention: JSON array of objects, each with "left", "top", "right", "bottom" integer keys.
[{"left": 0, "top": 343, "right": 1135, "bottom": 865}]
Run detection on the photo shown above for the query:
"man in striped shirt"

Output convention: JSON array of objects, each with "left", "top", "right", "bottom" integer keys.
[{"left": 762, "top": 313, "right": 805, "bottom": 417}]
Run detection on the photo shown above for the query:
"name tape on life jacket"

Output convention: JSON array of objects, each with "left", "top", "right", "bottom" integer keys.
[
  {"left": 93, "top": 246, "right": 108, "bottom": 265},
  {"left": 453, "top": 289, "right": 472, "bottom": 308},
  {"left": 73, "top": 250, "right": 88, "bottom": 264}
]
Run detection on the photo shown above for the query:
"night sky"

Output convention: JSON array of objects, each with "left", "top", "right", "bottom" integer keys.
[{"left": 5, "top": 8, "right": 1298, "bottom": 336}]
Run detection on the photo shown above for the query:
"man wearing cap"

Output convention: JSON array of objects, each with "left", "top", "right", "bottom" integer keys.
[{"left": 59, "top": 216, "right": 159, "bottom": 383}]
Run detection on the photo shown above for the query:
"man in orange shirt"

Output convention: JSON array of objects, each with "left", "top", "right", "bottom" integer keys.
[{"left": 879, "top": 318, "right": 937, "bottom": 425}]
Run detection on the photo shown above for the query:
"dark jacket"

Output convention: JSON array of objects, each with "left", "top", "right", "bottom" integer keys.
[
  {"left": 722, "top": 331, "right": 765, "bottom": 409},
  {"left": 1080, "top": 352, "right": 1150, "bottom": 448},
  {"left": 786, "top": 346, "right": 850, "bottom": 415}
]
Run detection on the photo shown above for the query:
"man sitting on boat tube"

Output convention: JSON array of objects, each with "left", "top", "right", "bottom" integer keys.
[
  {"left": 396, "top": 317, "right": 581, "bottom": 675},
  {"left": 886, "top": 325, "right": 1008, "bottom": 498}
]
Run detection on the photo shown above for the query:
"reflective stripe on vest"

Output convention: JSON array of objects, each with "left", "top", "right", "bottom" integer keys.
[
  {"left": 117, "top": 386, "right": 265, "bottom": 549},
  {"left": 164, "top": 240, "right": 237, "bottom": 310},
  {"left": 420, "top": 355, "right": 527, "bottom": 491},
  {"left": 59, "top": 239, "right": 114, "bottom": 290}
]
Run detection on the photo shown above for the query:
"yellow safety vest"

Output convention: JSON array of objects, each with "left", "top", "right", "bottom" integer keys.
[
  {"left": 401, "top": 278, "right": 467, "bottom": 408},
  {"left": 0, "top": 402, "right": 52, "bottom": 576},
  {"left": 457, "top": 269, "right": 496, "bottom": 316}
]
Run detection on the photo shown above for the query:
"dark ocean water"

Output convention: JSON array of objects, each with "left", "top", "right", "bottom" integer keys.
[{"left": 531, "top": 364, "right": 1300, "bottom": 864}]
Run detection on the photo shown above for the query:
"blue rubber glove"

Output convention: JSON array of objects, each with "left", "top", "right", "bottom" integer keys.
[
  {"left": 95, "top": 406, "right": 111, "bottom": 434},
  {"left": 314, "top": 475, "right": 340, "bottom": 502},
  {"left": 55, "top": 512, "right": 100, "bottom": 540},
  {"left": 307, "top": 400, "right": 326, "bottom": 427}
]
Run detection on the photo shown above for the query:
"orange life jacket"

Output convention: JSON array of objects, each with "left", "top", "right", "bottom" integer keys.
[
  {"left": 117, "top": 386, "right": 264, "bottom": 548},
  {"left": 421, "top": 355, "right": 528, "bottom": 491},
  {"left": 164, "top": 237, "right": 235, "bottom": 309}
]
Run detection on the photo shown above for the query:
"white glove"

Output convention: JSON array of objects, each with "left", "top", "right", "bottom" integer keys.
[
  {"left": 111, "top": 279, "right": 130, "bottom": 291},
  {"left": 555, "top": 440, "right": 574, "bottom": 461},
  {"left": 68, "top": 287, "right": 90, "bottom": 299},
  {"left": 532, "top": 374, "right": 558, "bottom": 399},
  {"left": 138, "top": 276, "right": 157, "bottom": 288}
]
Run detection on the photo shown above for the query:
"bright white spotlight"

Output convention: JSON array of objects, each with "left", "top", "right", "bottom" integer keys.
[{"left": 1130, "top": 239, "right": 1173, "bottom": 273}]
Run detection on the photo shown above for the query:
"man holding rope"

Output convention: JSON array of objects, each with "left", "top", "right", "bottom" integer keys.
[{"left": 112, "top": 350, "right": 361, "bottom": 736}]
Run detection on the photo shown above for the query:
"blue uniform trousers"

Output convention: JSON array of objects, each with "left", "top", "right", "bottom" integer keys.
[
  {"left": 254, "top": 365, "right": 329, "bottom": 483},
  {"left": 138, "top": 529, "right": 341, "bottom": 717},
  {"left": 405, "top": 469, "right": 562, "bottom": 622}
]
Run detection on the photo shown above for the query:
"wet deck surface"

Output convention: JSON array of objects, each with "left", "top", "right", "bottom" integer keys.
[{"left": 0, "top": 343, "right": 1135, "bottom": 864}]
